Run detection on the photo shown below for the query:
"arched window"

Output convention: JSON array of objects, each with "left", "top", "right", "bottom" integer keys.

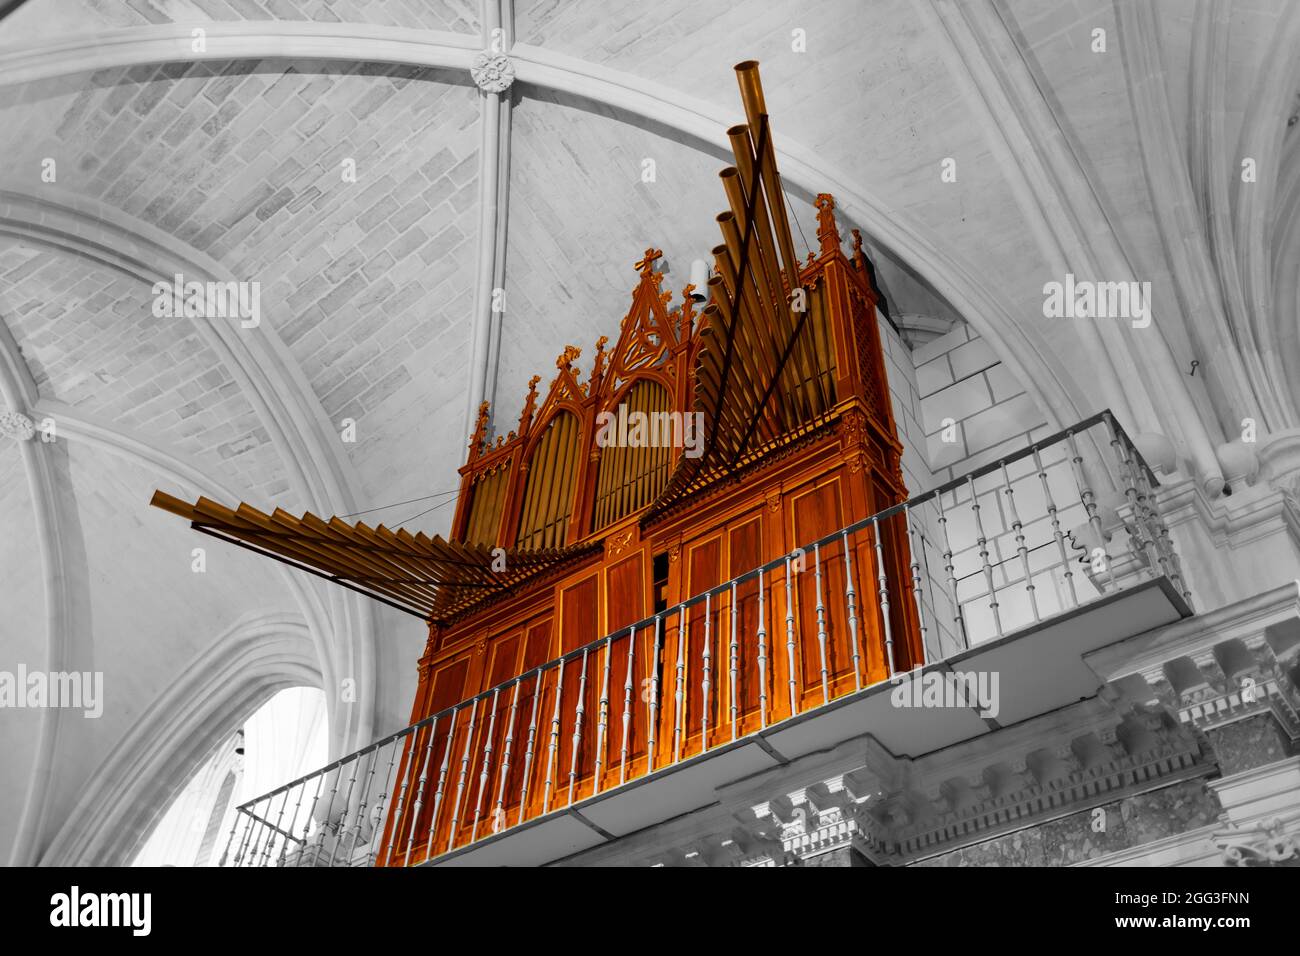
[{"left": 131, "top": 686, "right": 327, "bottom": 867}]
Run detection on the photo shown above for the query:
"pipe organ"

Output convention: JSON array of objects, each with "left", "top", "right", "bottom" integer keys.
[{"left": 149, "top": 61, "right": 922, "bottom": 865}]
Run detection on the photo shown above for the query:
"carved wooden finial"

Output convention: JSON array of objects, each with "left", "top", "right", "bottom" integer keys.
[
  {"left": 635, "top": 247, "right": 663, "bottom": 277},
  {"left": 815, "top": 193, "right": 839, "bottom": 255},
  {"left": 591, "top": 335, "right": 609, "bottom": 386},
  {"left": 468, "top": 400, "right": 491, "bottom": 458},
  {"left": 680, "top": 284, "right": 698, "bottom": 337},
  {"left": 556, "top": 344, "right": 582, "bottom": 371},
  {"left": 517, "top": 374, "right": 541, "bottom": 435},
  {"left": 851, "top": 228, "right": 867, "bottom": 271}
]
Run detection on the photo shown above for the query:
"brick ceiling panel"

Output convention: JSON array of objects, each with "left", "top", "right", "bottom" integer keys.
[
  {"left": 0, "top": 241, "right": 292, "bottom": 506},
  {"left": 0, "top": 61, "right": 484, "bottom": 514},
  {"left": 0, "top": 0, "right": 480, "bottom": 44}
]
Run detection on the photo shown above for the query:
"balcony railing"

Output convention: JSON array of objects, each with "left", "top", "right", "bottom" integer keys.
[{"left": 220, "top": 410, "right": 1192, "bottom": 867}]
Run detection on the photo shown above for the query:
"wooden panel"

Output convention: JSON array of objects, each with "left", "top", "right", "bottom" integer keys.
[
  {"left": 558, "top": 575, "right": 601, "bottom": 803},
  {"left": 675, "top": 533, "right": 722, "bottom": 759},
  {"left": 497, "top": 619, "right": 554, "bottom": 824},
  {"left": 789, "top": 476, "right": 856, "bottom": 707},
  {"left": 446, "top": 628, "right": 524, "bottom": 847},
  {"left": 600, "top": 551, "right": 654, "bottom": 787},
  {"left": 386, "top": 650, "right": 473, "bottom": 864},
  {"left": 727, "top": 513, "right": 768, "bottom": 736}
]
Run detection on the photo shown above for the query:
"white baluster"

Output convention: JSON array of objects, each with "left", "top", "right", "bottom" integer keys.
[
  {"left": 966, "top": 474, "right": 1002, "bottom": 639},
  {"left": 873, "top": 516, "right": 896, "bottom": 677},
  {"left": 517, "top": 673, "right": 543, "bottom": 825},
  {"left": 673, "top": 605, "right": 686, "bottom": 764},
  {"left": 470, "top": 687, "right": 501, "bottom": 841},
  {"left": 542, "top": 662, "right": 566, "bottom": 813},
  {"left": 593, "top": 637, "right": 613, "bottom": 794},
  {"left": 701, "top": 592, "right": 712, "bottom": 751},
  {"left": 492, "top": 679, "right": 522, "bottom": 833},
  {"left": 423, "top": 707, "right": 457, "bottom": 861},
  {"left": 619, "top": 626, "right": 636, "bottom": 785},
  {"left": 842, "top": 530, "right": 862, "bottom": 689},
  {"left": 756, "top": 567, "right": 768, "bottom": 728},
  {"left": 785, "top": 554, "right": 798, "bottom": 717},
  {"left": 903, "top": 504, "right": 932, "bottom": 663},
  {"left": 446, "top": 699, "right": 480, "bottom": 852},
  {"left": 1001, "top": 460, "right": 1039, "bottom": 624},
  {"left": 729, "top": 581, "right": 740, "bottom": 740},
  {"left": 813, "top": 543, "right": 830, "bottom": 702},
  {"left": 567, "top": 648, "right": 589, "bottom": 805},
  {"left": 648, "top": 615, "right": 662, "bottom": 772}
]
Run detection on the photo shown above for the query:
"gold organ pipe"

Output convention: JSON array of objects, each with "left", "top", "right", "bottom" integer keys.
[
  {"left": 561, "top": 414, "right": 579, "bottom": 543},
  {"left": 811, "top": 282, "right": 837, "bottom": 404},
  {"left": 723, "top": 161, "right": 824, "bottom": 421},
  {"left": 550, "top": 414, "right": 576, "bottom": 547},
  {"left": 491, "top": 465, "right": 510, "bottom": 543},
  {"left": 631, "top": 390, "right": 645, "bottom": 519},
  {"left": 734, "top": 61, "right": 802, "bottom": 294},
  {"left": 722, "top": 131, "right": 786, "bottom": 326},
  {"left": 520, "top": 432, "right": 545, "bottom": 548},
  {"left": 704, "top": 275, "right": 762, "bottom": 453},
  {"left": 538, "top": 421, "right": 554, "bottom": 547},
  {"left": 650, "top": 385, "right": 665, "bottom": 506},
  {"left": 734, "top": 59, "right": 833, "bottom": 422},
  {"left": 527, "top": 418, "right": 560, "bottom": 548},
  {"left": 711, "top": 229, "right": 794, "bottom": 435},
  {"left": 613, "top": 399, "right": 628, "bottom": 526},
  {"left": 713, "top": 216, "right": 792, "bottom": 427},
  {"left": 474, "top": 480, "right": 489, "bottom": 546},
  {"left": 545, "top": 416, "right": 567, "bottom": 548}
]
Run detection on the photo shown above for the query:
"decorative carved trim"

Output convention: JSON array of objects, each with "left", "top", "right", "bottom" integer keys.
[
  {"left": 606, "top": 528, "right": 635, "bottom": 558},
  {"left": 0, "top": 409, "right": 34, "bottom": 441},
  {"left": 1215, "top": 812, "right": 1300, "bottom": 866},
  {"left": 616, "top": 698, "right": 1216, "bottom": 867},
  {"left": 470, "top": 51, "right": 515, "bottom": 92}
]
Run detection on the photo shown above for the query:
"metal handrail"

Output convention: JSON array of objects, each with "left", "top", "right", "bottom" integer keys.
[{"left": 238, "top": 408, "right": 1150, "bottom": 811}]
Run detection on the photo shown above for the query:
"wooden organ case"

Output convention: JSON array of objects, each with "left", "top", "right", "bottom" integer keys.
[
  {"left": 394, "top": 64, "right": 921, "bottom": 861},
  {"left": 149, "top": 61, "right": 923, "bottom": 866}
]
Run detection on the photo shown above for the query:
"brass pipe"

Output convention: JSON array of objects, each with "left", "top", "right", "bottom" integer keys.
[
  {"left": 714, "top": 215, "right": 791, "bottom": 418},
  {"left": 724, "top": 133, "right": 826, "bottom": 419},
  {"left": 725, "top": 126, "right": 787, "bottom": 326},
  {"left": 529, "top": 428, "right": 555, "bottom": 548},
  {"left": 734, "top": 61, "right": 802, "bottom": 296},
  {"left": 529, "top": 418, "right": 561, "bottom": 548},
  {"left": 618, "top": 401, "right": 632, "bottom": 523},
  {"left": 725, "top": 127, "right": 826, "bottom": 421},
  {"left": 550, "top": 414, "right": 576, "bottom": 547},
  {"left": 634, "top": 388, "right": 647, "bottom": 515},
  {"left": 703, "top": 276, "right": 761, "bottom": 454},
  {"left": 711, "top": 230, "right": 796, "bottom": 433}
]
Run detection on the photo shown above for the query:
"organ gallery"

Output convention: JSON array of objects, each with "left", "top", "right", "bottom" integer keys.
[{"left": 151, "top": 62, "right": 925, "bottom": 865}]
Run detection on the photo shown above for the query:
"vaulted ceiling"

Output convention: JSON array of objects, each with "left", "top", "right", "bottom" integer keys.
[{"left": 1, "top": 0, "right": 1297, "bottom": 865}]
